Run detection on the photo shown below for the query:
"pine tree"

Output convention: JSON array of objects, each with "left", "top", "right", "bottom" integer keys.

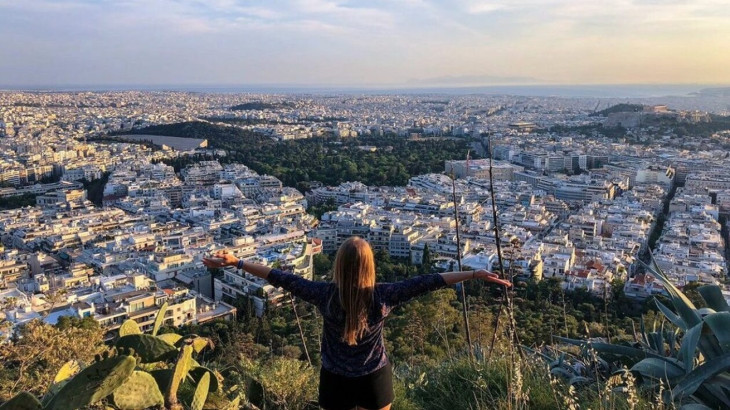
[{"left": 421, "top": 243, "right": 433, "bottom": 273}]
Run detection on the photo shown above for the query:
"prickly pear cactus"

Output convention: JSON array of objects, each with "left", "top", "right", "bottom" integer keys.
[
  {"left": 44, "top": 353, "right": 136, "bottom": 410},
  {"left": 152, "top": 301, "right": 169, "bottom": 337},
  {"left": 115, "top": 334, "right": 177, "bottom": 363},
  {"left": 119, "top": 319, "right": 142, "bottom": 336},
  {"left": 157, "top": 332, "right": 183, "bottom": 346},
  {"left": 149, "top": 368, "right": 173, "bottom": 393},
  {"left": 112, "top": 370, "right": 165, "bottom": 410},
  {"left": 166, "top": 344, "right": 194, "bottom": 407},
  {"left": 190, "top": 372, "right": 210, "bottom": 410},
  {"left": 0, "top": 391, "right": 42, "bottom": 410},
  {"left": 224, "top": 396, "right": 241, "bottom": 410},
  {"left": 190, "top": 337, "right": 212, "bottom": 353},
  {"left": 189, "top": 366, "right": 219, "bottom": 394},
  {"left": 41, "top": 381, "right": 66, "bottom": 408},
  {"left": 53, "top": 360, "right": 80, "bottom": 384}
]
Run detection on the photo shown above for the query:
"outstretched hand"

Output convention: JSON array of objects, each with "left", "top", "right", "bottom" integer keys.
[
  {"left": 202, "top": 250, "right": 239, "bottom": 269},
  {"left": 474, "top": 269, "right": 513, "bottom": 288}
]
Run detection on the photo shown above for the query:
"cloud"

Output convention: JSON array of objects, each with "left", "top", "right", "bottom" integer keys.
[{"left": 0, "top": 0, "right": 728, "bottom": 85}]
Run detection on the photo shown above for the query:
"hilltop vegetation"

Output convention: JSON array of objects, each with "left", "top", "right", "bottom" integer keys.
[
  {"left": 589, "top": 103, "right": 644, "bottom": 117},
  {"left": 0, "top": 257, "right": 671, "bottom": 409}
]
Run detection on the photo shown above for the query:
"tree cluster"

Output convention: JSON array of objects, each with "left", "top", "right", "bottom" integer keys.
[{"left": 128, "top": 121, "right": 473, "bottom": 189}]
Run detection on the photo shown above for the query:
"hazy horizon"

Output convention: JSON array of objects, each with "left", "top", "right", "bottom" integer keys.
[
  {"left": 1, "top": 0, "right": 729, "bottom": 88},
  {"left": 3, "top": 83, "right": 729, "bottom": 100}
]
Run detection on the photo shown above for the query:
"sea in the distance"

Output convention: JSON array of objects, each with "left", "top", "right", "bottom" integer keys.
[{"left": 1, "top": 83, "right": 727, "bottom": 99}]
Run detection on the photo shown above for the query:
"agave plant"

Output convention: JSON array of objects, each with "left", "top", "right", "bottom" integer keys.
[
  {"left": 522, "top": 344, "right": 604, "bottom": 388},
  {"left": 555, "top": 257, "right": 730, "bottom": 409}
]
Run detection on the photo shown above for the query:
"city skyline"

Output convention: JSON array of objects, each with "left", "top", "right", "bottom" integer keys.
[{"left": 1, "top": 0, "right": 729, "bottom": 87}]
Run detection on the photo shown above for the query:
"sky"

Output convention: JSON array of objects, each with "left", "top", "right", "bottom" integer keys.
[{"left": 0, "top": 0, "right": 728, "bottom": 87}]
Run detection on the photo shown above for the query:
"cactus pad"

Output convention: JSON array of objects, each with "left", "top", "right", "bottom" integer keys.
[
  {"left": 190, "top": 372, "right": 210, "bottom": 410},
  {"left": 191, "top": 337, "right": 212, "bottom": 353},
  {"left": 190, "top": 367, "right": 219, "bottom": 394},
  {"left": 44, "top": 354, "right": 136, "bottom": 410},
  {"left": 157, "top": 332, "right": 183, "bottom": 346},
  {"left": 152, "top": 301, "right": 169, "bottom": 336},
  {"left": 0, "top": 392, "right": 42, "bottom": 410},
  {"left": 167, "top": 344, "right": 194, "bottom": 402},
  {"left": 112, "top": 370, "right": 165, "bottom": 409},
  {"left": 53, "top": 360, "right": 80, "bottom": 384},
  {"left": 149, "top": 369, "right": 174, "bottom": 393},
  {"left": 115, "top": 334, "right": 177, "bottom": 363},
  {"left": 119, "top": 319, "right": 142, "bottom": 336},
  {"left": 225, "top": 396, "right": 241, "bottom": 410}
]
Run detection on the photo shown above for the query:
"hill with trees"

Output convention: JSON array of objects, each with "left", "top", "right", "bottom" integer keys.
[{"left": 589, "top": 103, "right": 645, "bottom": 117}]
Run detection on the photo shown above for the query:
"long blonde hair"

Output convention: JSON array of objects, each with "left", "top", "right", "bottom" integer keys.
[{"left": 333, "top": 236, "right": 375, "bottom": 345}]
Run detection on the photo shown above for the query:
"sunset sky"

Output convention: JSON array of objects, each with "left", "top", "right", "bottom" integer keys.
[{"left": 1, "top": 0, "right": 728, "bottom": 87}]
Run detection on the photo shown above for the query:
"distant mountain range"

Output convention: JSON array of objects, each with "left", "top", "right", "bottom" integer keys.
[
  {"left": 405, "top": 74, "right": 541, "bottom": 86},
  {"left": 696, "top": 87, "right": 730, "bottom": 97}
]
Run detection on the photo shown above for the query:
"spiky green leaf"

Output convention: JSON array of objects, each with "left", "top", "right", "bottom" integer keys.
[
  {"left": 649, "top": 331, "right": 664, "bottom": 353},
  {"left": 554, "top": 336, "right": 663, "bottom": 360},
  {"left": 698, "top": 308, "right": 717, "bottom": 317},
  {"left": 550, "top": 367, "right": 575, "bottom": 379},
  {"left": 520, "top": 345, "right": 556, "bottom": 364},
  {"left": 667, "top": 328, "right": 678, "bottom": 357},
  {"left": 655, "top": 298, "right": 688, "bottom": 330},
  {"left": 569, "top": 376, "right": 591, "bottom": 386},
  {"left": 672, "top": 352, "right": 730, "bottom": 402},
  {"left": 152, "top": 302, "right": 168, "bottom": 337},
  {"left": 704, "top": 312, "right": 730, "bottom": 353},
  {"left": 641, "top": 258, "right": 701, "bottom": 327},
  {"left": 631, "top": 357, "right": 685, "bottom": 382},
  {"left": 679, "top": 405, "right": 714, "bottom": 410},
  {"left": 679, "top": 323, "right": 702, "bottom": 372},
  {"left": 698, "top": 285, "right": 730, "bottom": 312}
]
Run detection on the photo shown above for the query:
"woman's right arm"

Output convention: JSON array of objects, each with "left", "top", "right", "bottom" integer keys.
[
  {"left": 203, "top": 251, "right": 272, "bottom": 279},
  {"left": 203, "top": 251, "right": 327, "bottom": 305}
]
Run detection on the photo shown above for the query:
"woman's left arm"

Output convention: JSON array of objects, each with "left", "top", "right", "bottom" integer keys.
[{"left": 439, "top": 269, "right": 512, "bottom": 287}]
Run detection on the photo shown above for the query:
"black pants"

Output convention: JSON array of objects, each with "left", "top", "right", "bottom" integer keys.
[{"left": 319, "top": 363, "right": 394, "bottom": 410}]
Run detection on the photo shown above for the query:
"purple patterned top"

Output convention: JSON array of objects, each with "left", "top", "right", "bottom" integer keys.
[{"left": 267, "top": 269, "right": 448, "bottom": 377}]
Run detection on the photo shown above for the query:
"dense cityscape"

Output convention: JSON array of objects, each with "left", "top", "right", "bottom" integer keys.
[
  {"left": 1, "top": 88, "right": 730, "bottom": 408},
  {"left": 3, "top": 0, "right": 730, "bottom": 406}
]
